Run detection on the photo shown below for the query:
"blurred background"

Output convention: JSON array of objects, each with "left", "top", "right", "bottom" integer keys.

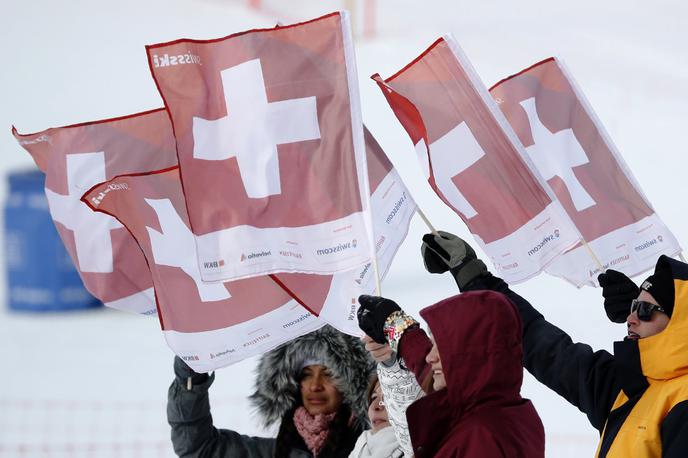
[{"left": 1, "top": 0, "right": 686, "bottom": 456}]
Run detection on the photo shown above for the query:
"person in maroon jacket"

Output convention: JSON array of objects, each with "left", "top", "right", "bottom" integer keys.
[{"left": 358, "top": 290, "right": 545, "bottom": 458}]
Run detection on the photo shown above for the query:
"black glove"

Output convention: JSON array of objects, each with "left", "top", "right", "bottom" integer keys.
[
  {"left": 357, "top": 295, "right": 401, "bottom": 344},
  {"left": 421, "top": 231, "right": 487, "bottom": 289},
  {"left": 598, "top": 269, "right": 639, "bottom": 323},
  {"left": 174, "top": 356, "right": 209, "bottom": 387}
]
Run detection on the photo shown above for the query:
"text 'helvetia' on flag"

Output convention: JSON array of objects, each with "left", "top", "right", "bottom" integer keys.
[
  {"left": 12, "top": 109, "right": 179, "bottom": 314},
  {"left": 489, "top": 58, "right": 682, "bottom": 286},
  {"left": 373, "top": 35, "right": 580, "bottom": 283},
  {"left": 147, "top": 11, "right": 375, "bottom": 283}
]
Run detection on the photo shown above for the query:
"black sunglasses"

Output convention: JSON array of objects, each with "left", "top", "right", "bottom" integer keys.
[{"left": 630, "top": 299, "right": 666, "bottom": 321}]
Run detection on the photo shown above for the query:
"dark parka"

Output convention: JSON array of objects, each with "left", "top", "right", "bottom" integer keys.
[
  {"left": 398, "top": 290, "right": 545, "bottom": 457},
  {"left": 167, "top": 325, "right": 373, "bottom": 458},
  {"left": 463, "top": 255, "right": 688, "bottom": 457}
]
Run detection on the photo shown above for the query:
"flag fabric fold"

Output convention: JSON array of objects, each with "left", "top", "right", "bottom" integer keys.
[
  {"left": 12, "top": 108, "right": 178, "bottom": 314},
  {"left": 374, "top": 35, "right": 579, "bottom": 283},
  {"left": 272, "top": 126, "right": 416, "bottom": 335},
  {"left": 490, "top": 57, "right": 682, "bottom": 286},
  {"left": 83, "top": 166, "right": 323, "bottom": 372}
]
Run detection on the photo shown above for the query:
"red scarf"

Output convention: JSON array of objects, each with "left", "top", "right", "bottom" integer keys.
[{"left": 293, "top": 407, "right": 336, "bottom": 457}]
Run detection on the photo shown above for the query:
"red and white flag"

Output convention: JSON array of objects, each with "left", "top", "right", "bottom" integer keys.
[
  {"left": 374, "top": 36, "right": 579, "bottom": 283},
  {"left": 82, "top": 126, "right": 414, "bottom": 368},
  {"left": 147, "top": 12, "right": 374, "bottom": 282},
  {"left": 273, "top": 126, "right": 416, "bottom": 335},
  {"left": 490, "top": 58, "right": 682, "bottom": 286},
  {"left": 12, "top": 109, "right": 178, "bottom": 314},
  {"left": 83, "top": 167, "right": 323, "bottom": 372}
]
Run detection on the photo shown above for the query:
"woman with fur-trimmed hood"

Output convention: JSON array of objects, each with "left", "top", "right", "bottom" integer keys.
[{"left": 168, "top": 325, "right": 374, "bottom": 457}]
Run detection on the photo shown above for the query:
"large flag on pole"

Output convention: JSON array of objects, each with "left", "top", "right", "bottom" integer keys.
[
  {"left": 273, "top": 126, "right": 416, "bottom": 335},
  {"left": 83, "top": 167, "right": 323, "bottom": 372},
  {"left": 82, "top": 124, "right": 414, "bottom": 368},
  {"left": 12, "top": 109, "right": 178, "bottom": 314},
  {"left": 147, "top": 12, "right": 374, "bottom": 283},
  {"left": 490, "top": 58, "right": 682, "bottom": 286},
  {"left": 373, "top": 35, "right": 579, "bottom": 283}
]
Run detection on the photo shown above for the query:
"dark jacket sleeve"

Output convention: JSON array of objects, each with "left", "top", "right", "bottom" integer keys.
[
  {"left": 168, "top": 358, "right": 276, "bottom": 458},
  {"left": 661, "top": 400, "right": 688, "bottom": 457},
  {"left": 464, "top": 274, "right": 621, "bottom": 431}
]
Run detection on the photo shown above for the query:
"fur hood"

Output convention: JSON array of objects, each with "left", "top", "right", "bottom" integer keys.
[{"left": 250, "top": 325, "right": 374, "bottom": 429}]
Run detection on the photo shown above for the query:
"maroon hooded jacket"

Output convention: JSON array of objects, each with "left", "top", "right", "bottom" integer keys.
[{"left": 399, "top": 290, "right": 545, "bottom": 457}]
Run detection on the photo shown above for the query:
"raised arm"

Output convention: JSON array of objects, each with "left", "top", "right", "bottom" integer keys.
[
  {"left": 420, "top": 232, "right": 622, "bottom": 431},
  {"left": 168, "top": 356, "right": 276, "bottom": 457}
]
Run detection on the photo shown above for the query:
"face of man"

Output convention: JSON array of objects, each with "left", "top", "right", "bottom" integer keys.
[
  {"left": 626, "top": 290, "right": 670, "bottom": 340},
  {"left": 299, "top": 364, "right": 343, "bottom": 416},
  {"left": 367, "top": 381, "right": 390, "bottom": 433},
  {"left": 425, "top": 339, "right": 446, "bottom": 391}
]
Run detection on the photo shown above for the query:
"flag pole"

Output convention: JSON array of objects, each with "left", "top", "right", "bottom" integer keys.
[
  {"left": 581, "top": 238, "right": 604, "bottom": 271},
  {"left": 416, "top": 207, "right": 438, "bottom": 235},
  {"left": 372, "top": 253, "right": 382, "bottom": 295}
]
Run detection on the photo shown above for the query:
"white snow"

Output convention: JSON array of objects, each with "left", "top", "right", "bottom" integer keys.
[{"left": 1, "top": 0, "right": 686, "bottom": 456}]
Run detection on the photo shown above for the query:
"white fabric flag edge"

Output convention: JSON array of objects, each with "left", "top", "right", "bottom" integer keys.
[{"left": 340, "top": 10, "right": 380, "bottom": 293}]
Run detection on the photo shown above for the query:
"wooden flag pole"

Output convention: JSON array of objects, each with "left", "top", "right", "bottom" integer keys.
[
  {"left": 581, "top": 238, "right": 604, "bottom": 272},
  {"left": 416, "top": 207, "right": 438, "bottom": 235},
  {"left": 371, "top": 207, "right": 439, "bottom": 295},
  {"left": 372, "top": 254, "right": 382, "bottom": 296}
]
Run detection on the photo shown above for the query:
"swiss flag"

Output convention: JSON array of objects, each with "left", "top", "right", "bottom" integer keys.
[
  {"left": 12, "top": 108, "right": 177, "bottom": 314},
  {"left": 272, "top": 126, "right": 416, "bottom": 335},
  {"left": 147, "top": 12, "right": 373, "bottom": 282},
  {"left": 490, "top": 58, "right": 682, "bottom": 285},
  {"left": 374, "top": 36, "right": 579, "bottom": 283},
  {"left": 83, "top": 167, "right": 324, "bottom": 372}
]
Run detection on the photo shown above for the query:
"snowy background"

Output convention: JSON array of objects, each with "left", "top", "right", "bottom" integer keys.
[{"left": 1, "top": 0, "right": 686, "bottom": 456}]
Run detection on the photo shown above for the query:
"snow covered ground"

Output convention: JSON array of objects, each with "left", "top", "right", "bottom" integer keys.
[{"left": 1, "top": 0, "right": 686, "bottom": 456}]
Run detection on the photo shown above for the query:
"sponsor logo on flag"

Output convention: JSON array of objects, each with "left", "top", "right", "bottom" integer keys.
[{"left": 490, "top": 57, "right": 682, "bottom": 285}]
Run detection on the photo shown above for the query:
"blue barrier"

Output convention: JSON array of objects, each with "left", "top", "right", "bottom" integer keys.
[{"left": 4, "top": 169, "right": 101, "bottom": 311}]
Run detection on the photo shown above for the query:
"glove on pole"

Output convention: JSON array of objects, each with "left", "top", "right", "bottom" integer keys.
[
  {"left": 357, "top": 295, "right": 401, "bottom": 344},
  {"left": 421, "top": 230, "right": 487, "bottom": 289},
  {"left": 598, "top": 269, "right": 639, "bottom": 323},
  {"left": 357, "top": 295, "right": 419, "bottom": 353},
  {"left": 174, "top": 355, "right": 209, "bottom": 390}
]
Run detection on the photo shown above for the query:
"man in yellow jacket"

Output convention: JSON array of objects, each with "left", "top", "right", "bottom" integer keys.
[{"left": 420, "top": 231, "right": 688, "bottom": 457}]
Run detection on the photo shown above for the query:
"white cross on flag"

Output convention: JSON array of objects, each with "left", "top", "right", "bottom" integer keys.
[
  {"left": 374, "top": 35, "right": 579, "bottom": 283},
  {"left": 83, "top": 166, "right": 324, "bottom": 372},
  {"left": 12, "top": 109, "right": 178, "bottom": 314},
  {"left": 272, "top": 126, "right": 416, "bottom": 336},
  {"left": 147, "top": 12, "right": 374, "bottom": 283},
  {"left": 490, "top": 58, "right": 682, "bottom": 286}
]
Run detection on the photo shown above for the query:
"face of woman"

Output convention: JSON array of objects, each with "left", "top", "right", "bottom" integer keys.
[
  {"left": 299, "top": 365, "right": 343, "bottom": 415},
  {"left": 367, "top": 382, "right": 390, "bottom": 433},
  {"left": 425, "top": 339, "right": 446, "bottom": 391}
]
